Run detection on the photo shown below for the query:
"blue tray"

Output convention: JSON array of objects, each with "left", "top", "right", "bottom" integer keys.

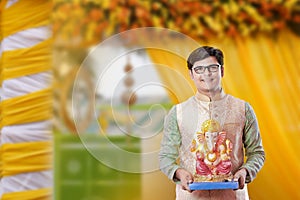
[{"left": 189, "top": 181, "right": 239, "bottom": 190}]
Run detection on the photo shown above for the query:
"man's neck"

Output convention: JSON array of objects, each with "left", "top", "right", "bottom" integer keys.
[{"left": 195, "top": 88, "right": 226, "bottom": 102}]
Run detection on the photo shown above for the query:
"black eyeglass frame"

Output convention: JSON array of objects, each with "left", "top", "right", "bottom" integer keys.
[{"left": 192, "top": 64, "right": 221, "bottom": 74}]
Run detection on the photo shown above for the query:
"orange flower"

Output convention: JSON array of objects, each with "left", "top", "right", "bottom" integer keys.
[
  {"left": 227, "top": 24, "right": 238, "bottom": 37},
  {"left": 128, "top": 0, "right": 138, "bottom": 6},
  {"left": 273, "top": 21, "right": 285, "bottom": 30},
  {"left": 293, "top": 15, "right": 300, "bottom": 23},
  {"left": 135, "top": 6, "right": 149, "bottom": 19},
  {"left": 152, "top": 2, "right": 161, "bottom": 11},
  {"left": 201, "top": 4, "right": 213, "bottom": 14},
  {"left": 89, "top": 9, "right": 102, "bottom": 21}
]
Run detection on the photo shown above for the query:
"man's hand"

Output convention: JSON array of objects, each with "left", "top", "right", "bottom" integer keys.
[
  {"left": 233, "top": 168, "right": 247, "bottom": 189},
  {"left": 175, "top": 168, "right": 194, "bottom": 192}
]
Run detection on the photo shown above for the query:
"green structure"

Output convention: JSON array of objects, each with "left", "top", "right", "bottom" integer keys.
[{"left": 54, "top": 134, "right": 141, "bottom": 200}]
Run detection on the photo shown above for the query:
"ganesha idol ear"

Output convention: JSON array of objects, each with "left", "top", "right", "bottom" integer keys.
[
  {"left": 197, "top": 132, "right": 205, "bottom": 142},
  {"left": 217, "top": 131, "right": 226, "bottom": 145}
]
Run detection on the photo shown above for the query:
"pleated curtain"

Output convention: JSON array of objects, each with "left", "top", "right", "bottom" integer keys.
[{"left": 147, "top": 30, "right": 300, "bottom": 199}]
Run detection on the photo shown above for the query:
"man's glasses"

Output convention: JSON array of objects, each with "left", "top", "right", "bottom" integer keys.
[{"left": 192, "top": 64, "right": 221, "bottom": 74}]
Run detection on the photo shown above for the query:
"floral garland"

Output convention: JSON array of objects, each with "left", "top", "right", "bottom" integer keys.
[{"left": 53, "top": 0, "right": 300, "bottom": 47}]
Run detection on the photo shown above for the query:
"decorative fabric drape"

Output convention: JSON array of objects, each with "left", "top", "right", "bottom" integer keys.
[
  {"left": 147, "top": 30, "right": 300, "bottom": 199},
  {"left": 0, "top": 0, "right": 52, "bottom": 200}
]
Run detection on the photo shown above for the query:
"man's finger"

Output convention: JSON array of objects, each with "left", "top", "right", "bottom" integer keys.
[
  {"left": 238, "top": 176, "right": 245, "bottom": 189},
  {"left": 181, "top": 181, "right": 191, "bottom": 192}
]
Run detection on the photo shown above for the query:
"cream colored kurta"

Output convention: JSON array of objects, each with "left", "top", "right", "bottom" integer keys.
[{"left": 159, "top": 92, "right": 265, "bottom": 200}]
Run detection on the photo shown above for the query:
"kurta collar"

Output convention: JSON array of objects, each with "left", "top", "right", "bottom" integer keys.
[{"left": 195, "top": 89, "right": 226, "bottom": 102}]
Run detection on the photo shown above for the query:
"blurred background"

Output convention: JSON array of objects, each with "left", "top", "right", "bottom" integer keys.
[{"left": 1, "top": 0, "right": 300, "bottom": 200}]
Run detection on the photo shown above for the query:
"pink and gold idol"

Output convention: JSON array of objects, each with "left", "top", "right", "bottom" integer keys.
[{"left": 190, "top": 119, "right": 233, "bottom": 182}]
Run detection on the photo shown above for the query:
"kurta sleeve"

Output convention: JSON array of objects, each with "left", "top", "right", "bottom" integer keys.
[
  {"left": 158, "top": 106, "right": 182, "bottom": 181},
  {"left": 241, "top": 102, "right": 265, "bottom": 183}
]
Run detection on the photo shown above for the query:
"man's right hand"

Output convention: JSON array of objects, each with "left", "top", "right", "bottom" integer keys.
[{"left": 175, "top": 168, "right": 194, "bottom": 192}]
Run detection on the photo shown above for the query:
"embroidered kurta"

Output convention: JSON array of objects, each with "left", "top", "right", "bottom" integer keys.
[{"left": 159, "top": 93, "right": 265, "bottom": 200}]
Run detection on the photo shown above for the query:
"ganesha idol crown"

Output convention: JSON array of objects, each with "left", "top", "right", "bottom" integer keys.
[{"left": 190, "top": 119, "right": 233, "bottom": 182}]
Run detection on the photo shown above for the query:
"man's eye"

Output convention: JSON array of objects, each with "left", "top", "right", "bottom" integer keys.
[{"left": 195, "top": 66, "right": 203, "bottom": 71}]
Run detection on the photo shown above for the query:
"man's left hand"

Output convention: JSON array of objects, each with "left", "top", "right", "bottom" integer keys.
[{"left": 233, "top": 168, "right": 247, "bottom": 189}]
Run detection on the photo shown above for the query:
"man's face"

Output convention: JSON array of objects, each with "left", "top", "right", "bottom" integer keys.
[{"left": 189, "top": 56, "right": 223, "bottom": 95}]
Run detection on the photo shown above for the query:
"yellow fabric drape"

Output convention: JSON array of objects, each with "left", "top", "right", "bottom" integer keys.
[
  {"left": 0, "top": 0, "right": 51, "bottom": 38},
  {"left": 147, "top": 48, "right": 195, "bottom": 103},
  {"left": 222, "top": 31, "right": 300, "bottom": 200},
  {"left": 0, "top": 0, "right": 53, "bottom": 199},
  {"left": 1, "top": 188, "right": 51, "bottom": 200},
  {"left": 0, "top": 38, "right": 52, "bottom": 84},
  {"left": 1, "top": 141, "right": 52, "bottom": 176},
  {"left": 0, "top": 147, "right": 2, "bottom": 177},
  {"left": 0, "top": 88, "right": 52, "bottom": 128},
  {"left": 148, "top": 30, "right": 300, "bottom": 199}
]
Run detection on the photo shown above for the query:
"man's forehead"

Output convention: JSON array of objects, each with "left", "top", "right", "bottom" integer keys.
[{"left": 193, "top": 56, "right": 218, "bottom": 66}]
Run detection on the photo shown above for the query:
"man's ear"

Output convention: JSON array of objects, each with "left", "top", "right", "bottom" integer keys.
[
  {"left": 221, "top": 66, "right": 224, "bottom": 77},
  {"left": 189, "top": 70, "right": 194, "bottom": 79}
]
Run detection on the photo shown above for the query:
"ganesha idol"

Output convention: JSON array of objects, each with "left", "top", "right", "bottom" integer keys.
[{"left": 190, "top": 119, "right": 233, "bottom": 182}]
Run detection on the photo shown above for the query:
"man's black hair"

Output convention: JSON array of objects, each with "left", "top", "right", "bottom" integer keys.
[{"left": 187, "top": 46, "right": 224, "bottom": 70}]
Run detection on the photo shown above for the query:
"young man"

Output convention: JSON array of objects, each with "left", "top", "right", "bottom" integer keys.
[{"left": 159, "top": 46, "right": 265, "bottom": 200}]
